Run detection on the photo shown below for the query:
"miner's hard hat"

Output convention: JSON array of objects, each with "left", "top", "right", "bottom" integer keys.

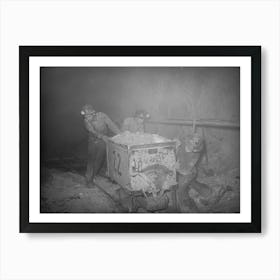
[
  {"left": 135, "top": 109, "right": 150, "bottom": 120},
  {"left": 81, "top": 104, "right": 95, "bottom": 116}
]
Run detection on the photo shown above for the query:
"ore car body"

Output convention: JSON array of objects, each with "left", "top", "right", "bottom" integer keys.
[{"left": 106, "top": 138, "right": 177, "bottom": 196}]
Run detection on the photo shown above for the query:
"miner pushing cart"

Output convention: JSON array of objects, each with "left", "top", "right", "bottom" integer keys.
[{"left": 81, "top": 104, "right": 178, "bottom": 212}]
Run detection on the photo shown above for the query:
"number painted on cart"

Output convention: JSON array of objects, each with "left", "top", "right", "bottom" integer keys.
[
  {"left": 113, "top": 150, "right": 122, "bottom": 176},
  {"left": 132, "top": 159, "right": 142, "bottom": 172}
]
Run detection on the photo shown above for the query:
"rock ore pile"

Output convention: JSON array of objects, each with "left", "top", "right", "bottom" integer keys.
[{"left": 111, "top": 131, "right": 170, "bottom": 146}]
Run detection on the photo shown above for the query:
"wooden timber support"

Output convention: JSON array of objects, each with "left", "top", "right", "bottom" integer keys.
[{"left": 147, "top": 119, "right": 240, "bottom": 129}]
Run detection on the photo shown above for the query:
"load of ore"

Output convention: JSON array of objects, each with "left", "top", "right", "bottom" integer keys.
[{"left": 111, "top": 131, "right": 169, "bottom": 146}]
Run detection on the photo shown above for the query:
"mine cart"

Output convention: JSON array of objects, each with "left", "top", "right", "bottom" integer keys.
[{"left": 106, "top": 133, "right": 178, "bottom": 212}]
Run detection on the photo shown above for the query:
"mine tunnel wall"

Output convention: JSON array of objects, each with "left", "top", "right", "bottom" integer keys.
[{"left": 41, "top": 67, "right": 240, "bottom": 172}]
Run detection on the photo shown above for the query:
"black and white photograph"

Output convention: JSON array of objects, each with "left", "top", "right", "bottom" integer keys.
[
  {"left": 2, "top": 1, "right": 279, "bottom": 279},
  {"left": 40, "top": 66, "right": 241, "bottom": 214},
  {"left": 19, "top": 46, "right": 261, "bottom": 232}
]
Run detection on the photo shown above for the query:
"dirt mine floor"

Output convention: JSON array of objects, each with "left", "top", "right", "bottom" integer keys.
[{"left": 40, "top": 164, "right": 240, "bottom": 213}]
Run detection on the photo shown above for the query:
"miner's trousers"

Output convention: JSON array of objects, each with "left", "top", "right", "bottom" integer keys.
[{"left": 85, "top": 137, "right": 106, "bottom": 183}]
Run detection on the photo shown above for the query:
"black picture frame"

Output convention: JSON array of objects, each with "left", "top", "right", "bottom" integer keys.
[{"left": 20, "top": 46, "right": 261, "bottom": 233}]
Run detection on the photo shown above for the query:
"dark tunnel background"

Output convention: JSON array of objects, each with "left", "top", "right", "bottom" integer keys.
[{"left": 40, "top": 67, "right": 240, "bottom": 173}]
